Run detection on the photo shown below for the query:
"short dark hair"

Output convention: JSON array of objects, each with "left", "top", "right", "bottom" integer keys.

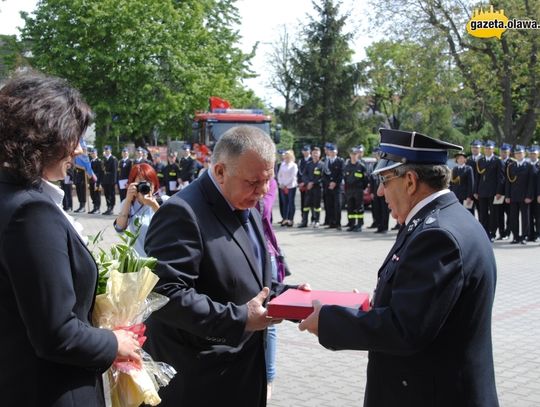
[
  {"left": 394, "top": 164, "right": 451, "bottom": 190},
  {"left": 0, "top": 72, "right": 92, "bottom": 186}
]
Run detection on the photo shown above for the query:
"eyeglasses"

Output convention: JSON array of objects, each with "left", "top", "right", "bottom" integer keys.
[{"left": 378, "top": 173, "right": 403, "bottom": 187}]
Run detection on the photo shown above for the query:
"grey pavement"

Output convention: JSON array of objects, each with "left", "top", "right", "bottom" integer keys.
[{"left": 74, "top": 198, "right": 540, "bottom": 407}]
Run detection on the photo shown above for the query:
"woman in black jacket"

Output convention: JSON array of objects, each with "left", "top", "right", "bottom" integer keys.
[{"left": 0, "top": 73, "right": 141, "bottom": 406}]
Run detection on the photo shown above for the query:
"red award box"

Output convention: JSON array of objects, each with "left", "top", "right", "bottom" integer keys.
[{"left": 267, "top": 289, "right": 370, "bottom": 320}]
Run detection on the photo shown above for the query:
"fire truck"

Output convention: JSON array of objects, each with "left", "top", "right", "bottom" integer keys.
[{"left": 191, "top": 97, "right": 280, "bottom": 146}]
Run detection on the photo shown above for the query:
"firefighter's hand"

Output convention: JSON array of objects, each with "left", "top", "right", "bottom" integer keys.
[
  {"left": 525, "top": 198, "right": 532, "bottom": 204},
  {"left": 505, "top": 198, "right": 511, "bottom": 204},
  {"left": 473, "top": 193, "right": 479, "bottom": 200},
  {"left": 298, "top": 300, "right": 322, "bottom": 337},
  {"left": 537, "top": 196, "right": 540, "bottom": 204},
  {"left": 307, "top": 182, "right": 314, "bottom": 190},
  {"left": 329, "top": 182, "right": 336, "bottom": 190}
]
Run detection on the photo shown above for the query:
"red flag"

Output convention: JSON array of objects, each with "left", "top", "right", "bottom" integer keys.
[{"left": 209, "top": 96, "right": 231, "bottom": 111}]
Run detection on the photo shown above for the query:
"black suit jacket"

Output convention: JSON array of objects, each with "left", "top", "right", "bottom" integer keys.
[
  {"left": 101, "top": 155, "right": 118, "bottom": 185},
  {"left": 475, "top": 156, "right": 505, "bottom": 197},
  {"left": 144, "top": 171, "right": 288, "bottom": 407},
  {"left": 505, "top": 160, "right": 535, "bottom": 202},
  {"left": 450, "top": 164, "right": 474, "bottom": 201},
  {"left": 319, "top": 193, "right": 499, "bottom": 407},
  {"left": 0, "top": 171, "right": 117, "bottom": 407}
]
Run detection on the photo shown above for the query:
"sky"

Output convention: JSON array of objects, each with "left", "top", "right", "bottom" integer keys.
[{"left": 0, "top": 0, "right": 377, "bottom": 107}]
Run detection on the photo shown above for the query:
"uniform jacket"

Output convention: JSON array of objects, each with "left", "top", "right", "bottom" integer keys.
[
  {"left": 450, "top": 164, "right": 474, "bottom": 201},
  {"left": 73, "top": 166, "right": 86, "bottom": 185},
  {"left": 322, "top": 156, "right": 344, "bottom": 186},
  {"left": 117, "top": 158, "right": 133, "bottom": 183},
  {"left": 467, "top": 154, "right": 482, "bottom": 186},
  {"left": 343, "top": 160, "right": 368, "bottom": 191},
  {"left": 178, "top": 156, "right": 196, "bottom": 183},
  {"left": 474, "top": 155, "right": 505, "bottom": 197},
  {"left": 318, "top": 192, "right": 499, "bottom": 407},
  {"left": 302, "top": 160, "right": 324, "bottom": 187},
  {"left": 163, "top": 162, "right": 181, "bottom": 195},
  {"left": 101, "top": 155, "right": 118, "bottom": 185},
  {"left": 0, "top": 171, "right": 117, "bottom": 407},
  {"left": 505, "top": 160, "right": 535, "bottom": 202},
  {"left": 143, "top": 171, "right": 289, "bottom": 407},
  {"left": 297, "top": 156, "right": 312, "bottom": 184},
  {"left": 90, "top": 157, "right": 103, "bottom": 187}
]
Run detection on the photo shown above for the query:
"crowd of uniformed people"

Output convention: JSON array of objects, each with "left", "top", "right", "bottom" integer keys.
[{"left": 62, "top": 137, "right": 540, "bottom": 246}]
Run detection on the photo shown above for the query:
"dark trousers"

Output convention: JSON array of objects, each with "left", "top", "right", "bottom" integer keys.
[
  {"left": 303, "top": 187, "right": 322, "bottom": 223},
  {"left": 280, "top": 187, "right": 297, "bottom": 221},
  {"left": 119, "top": 187, "right": 127, "bottom": 202},
  {"left": 103, "top": 183, "right": 116, "bottom": 209},
  {"left": 528, "top": 200, "right": 540, "bottom": 240},
  {"left": 89, "top": 182, "right": 101, "bottom": 210},
  {"left": 478, "top": 197, "right": 499, "bottom": 238},
  {"left": 75, "top": 181, "right": 86, "bottom": 207},
  {"left": 324, "top": 186, "right": 341, "bottom": 226},
  {"left": 373, "top": 195, "right": 389, "bottom": 231},
  {"left": 346, "top": 189, "right": 364, "bottom": 227},
  {"left": 278, "top": 185, "right": 285, "bottom": 221},
  {"left": 498, "top": 202, "right": 510, "bottom": 238},
  {"left": 61, "top": 183, "right": 73, "bottom": 210},
  {"left": 510, "top": 201, "right": 530, "bottom": 241},
  {"left": 300, "top": 188, "right": 307, "bottom": 214}
]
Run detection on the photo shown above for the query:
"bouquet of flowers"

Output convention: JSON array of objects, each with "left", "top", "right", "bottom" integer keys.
[{"left": 91, "top": 229, "right": 176, "bottom": 407}]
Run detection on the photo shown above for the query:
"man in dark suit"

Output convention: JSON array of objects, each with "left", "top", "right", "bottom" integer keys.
[
  {"left": 117, "top": 147, "right": 132, "bottom": 202},
  {"left": 474, "top": 140, "right": 505, "bottom": 241},
  {"left": 449, "top": 151, "right": 474, "bottom": 206},
  {"left": 527, "top": 145, "right": 540, "bottom": 242},
  {"left": 101, "top": 145, "right": 118, "bottom": 215},
  {"left": 297, "top": 145, "right": 312, "bottom": 226},
  {"left": 88, "top": 148, "right": 103, "bottom": 214},
  {"left": 322, "top": 143, "right": 344, "bottom": 229},
  {"left": 300, "top": 129, "right": 499, "bottom": 407},
  {"left": 178, "top": 144, "right": 196, "bottom": 185},
  {"left": 497, "top": 143, "right": 513, "bottom": 240},
  {"left": 505, "top": 145, "right": 535, "bottom": 244},
  {"left": 466, "top": 139, "right": 483, "bottom": 217},
  {"left": 144, "top": 126, "right": 307, "bottom": 407}
]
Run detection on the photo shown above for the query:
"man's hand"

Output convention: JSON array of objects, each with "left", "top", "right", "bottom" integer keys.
[
  {"left": 298, "top": 300, "right": 322, "bottom": 337},
  {"left": 525, "top": 198, "right": 532, "bottom": 204},
  {"left": 329, "top": 182, "right": 336, "bottom": 190},
  {"left": 245, "top": 287, "right": 277, "bottom": 332},
  {"left": 297, "top": 283, "right": 312, "bottom": 291}
]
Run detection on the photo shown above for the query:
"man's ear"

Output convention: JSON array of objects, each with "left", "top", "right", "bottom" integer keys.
[
  {"left": 213, "top": 163, "right": 225, "bottom": 184},
  {"left": 405, "top": 171, "right": 418, "bottom": 194}
]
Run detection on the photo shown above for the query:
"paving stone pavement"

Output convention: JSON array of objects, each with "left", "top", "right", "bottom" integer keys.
[{"left": 74, "top": 199, "right": 540, "bottom": 407}]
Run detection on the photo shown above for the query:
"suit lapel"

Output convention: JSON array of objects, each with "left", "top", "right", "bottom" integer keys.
[{"left": 199, "top": 173, "right": 264, "bottom": 288}]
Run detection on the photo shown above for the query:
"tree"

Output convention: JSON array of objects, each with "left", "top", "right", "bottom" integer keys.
[
  {"left": 289, "top": 0, "right": 360, "bottom": 147},
  {"left": 21, "top": 0, "right": 256, "bottom": 148},
  {"left": 268, "top": 26, "right": 297, "bottom": 127},
  {"left": 370, "top": 0, "right": 540, "bottom": 145}
]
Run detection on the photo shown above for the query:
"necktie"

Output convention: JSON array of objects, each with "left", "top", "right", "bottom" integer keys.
[{"left": 234, "top": 209, "right": 263, "bottom": 276}]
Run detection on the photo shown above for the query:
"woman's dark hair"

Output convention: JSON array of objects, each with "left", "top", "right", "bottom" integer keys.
[{"left": 0, "top": 72, "right": 93, "bottom": 186}]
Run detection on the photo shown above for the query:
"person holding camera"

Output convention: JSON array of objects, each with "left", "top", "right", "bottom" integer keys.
[{"left": 114, "top": 163, "right": 168, "bottom": 256}]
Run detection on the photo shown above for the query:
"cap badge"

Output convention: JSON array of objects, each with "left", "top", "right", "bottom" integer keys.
[{"left": 425, "top": 216, "right": 436, "bottom": 225}]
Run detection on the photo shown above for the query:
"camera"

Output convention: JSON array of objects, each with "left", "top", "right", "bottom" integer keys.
[{"left": 136, "top": 181, "right": 151, "bottom": 195}]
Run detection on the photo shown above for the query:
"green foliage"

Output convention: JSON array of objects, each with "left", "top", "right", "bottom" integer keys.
[
  {"left": 370, "top": 0, "right": 540, "bottom": 146},
  {"left": 0, "top": 35, "right": 29, "bottom": 80},
  {"left": 21, "top": 0, "right": 254, "bottom": 146},
  {"left": 276, "top": 128, "right": 296, "bottom": 151},
  {"left": 89, "top": 225, "right": 157, "bottom": 295},
  {"left": 287, "top": 0, "right": 360, "bottom": 146}
]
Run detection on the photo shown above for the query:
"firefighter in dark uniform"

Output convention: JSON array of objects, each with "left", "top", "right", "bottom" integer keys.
[
  {"left": 466, "top": 139, "right": 483, "bottom": 217},
  {"left": 505, "top": 145, "right": 535, "bottom": 244},
  {"left": 297, "top": 145, "right": 312, "bottom": 220},
  {"left": 343, "top": 147, "right": 368, "bottom": 232},
  {"left": 117, "top": 147, "right": 132, "bottom": 202},
  {"left": 449, "top": 151, "right": 474, "bottom": 206},
  {"left": 299, "top": 147, "right": 324, "bottom": 228},
  {"left": 497, "top": 143, "right": 512, "bottom": 240},
  {"left": 153, "top": 153, "right": 166, "bottom": 191},
  {"left": 179, "top": 144, "right": 196, "bottom": 185},
  {"left": 88, "top": 148, "right": 103, "bottom": 214},
  {"left": 322, "top": 143, "right": 344, "bottom": 229},
  {"left": 527, "top": 145, "right": 540, "bottom": 242},
  {"left": 133, "top": 146, "right": 152, "bottom": 165},
  {"left": 101, "top": 145, "right": 118, "bottom": 215},
  {"left": 370, "top": 148, "right": 390, "bottom": 233},
  {"left": 73, "top": 162, "right": 87, "bottom": 213},
  {"left": 474, "top": 140, "right": 505, "bottom": 241},
  {"left": 163, "top": 152, "right": 181, "bottom": 196}
]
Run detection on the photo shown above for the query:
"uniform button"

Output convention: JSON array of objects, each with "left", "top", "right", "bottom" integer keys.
[{"left": 402, "top": 380, "right": 408, "bottom": 387}]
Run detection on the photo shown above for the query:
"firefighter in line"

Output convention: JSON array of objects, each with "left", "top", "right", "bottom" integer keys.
[
  {"left": 322, "top": 143, "right": 344, "bottom": 229},
  {"left": 299, "top": 147, "right": 324, "bottom": 228},
  {"left": 88, "top": 148, "right": 103, "bottom": 214},
  {"left": 297, "top": 145, "right": 312, "bottom": 221},
  {"left": 343, "top": 146, "right": 368, "bottom": 232}
]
